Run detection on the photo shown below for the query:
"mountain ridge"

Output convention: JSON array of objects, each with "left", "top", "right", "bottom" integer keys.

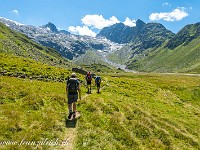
[
  {"left": 0, "top": 22, "right": 69, "bottom": 67},
  {"left": 1, "top": 17, "right": 200, "bottom": 74},
  {"left": 0, "top": 17, "right": 120, "bottom": 60}
]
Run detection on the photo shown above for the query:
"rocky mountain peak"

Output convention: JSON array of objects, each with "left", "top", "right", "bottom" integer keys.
[
  {"left": 136, "top": 19, "right": 146, "bottom": 31},
  {"left": 41, "top": 22, "right": 58, "bottom": 33}
]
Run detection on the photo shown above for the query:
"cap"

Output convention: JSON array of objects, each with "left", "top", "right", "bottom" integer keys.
[{"left": 71, "top": 73, "right": 76, "bottom": 77}]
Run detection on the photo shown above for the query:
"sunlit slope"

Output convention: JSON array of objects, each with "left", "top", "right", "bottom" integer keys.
[
  {"left": 76, "top": 73, "right": 200, "bottom": 149},
  {"left": 0, "top": 53, "right": 73, "bottom": 82},
  {"left": 0, "top": 22, "right": 69, "bottom": 67},
  {"left": 127, "top": 37, "right": 200, "bottom": 74}
]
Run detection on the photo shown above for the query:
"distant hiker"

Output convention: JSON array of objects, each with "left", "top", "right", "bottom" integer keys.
[
  {"left": 85, "top": 72, "right": 92, "bottom": 93},
  {"left": 66, "top": 73, "right": 81, "bottom": 119},
  {"left": 95, "top": 76, "right": 101, "bottom": 93}
]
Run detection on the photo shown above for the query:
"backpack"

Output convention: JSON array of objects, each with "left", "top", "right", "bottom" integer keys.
[
  {"left": 67, "top": 78, "right": 78, "bottom": 93},
  {"left": 86, "top": 73, "right": 92, "bottom": 81},
  {"left": 95, "top": 76, "right": 101, "bottom": 83}
]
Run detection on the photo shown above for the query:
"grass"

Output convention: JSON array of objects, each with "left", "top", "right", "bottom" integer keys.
[
  {"left": 1, "top": 72, "right": 200, "bottom": 149},
  {"left": 0, "top": 53, "right": 73, "bottom": 82},
  {"left": 75, "top": 73, "right": 200, "bottom": 150},
  {"left": 107, "top": 45, "right": 132, "bottom": 65},
  {"left": 0, "top": 76, "right": 68, "bottom": 149},
  {"left": 73, "top": 50, "right": 124, "bottom": 73},
  {"left": 0, "top": 22, "right": 70, "bottom": 67},
  {"left": 127, "top": 37, "right": 200, "bottom": 74}
]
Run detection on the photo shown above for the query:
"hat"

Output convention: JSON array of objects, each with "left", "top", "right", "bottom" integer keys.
[{"left": 71, "top": 73, "right": 76, "bottom": 77}]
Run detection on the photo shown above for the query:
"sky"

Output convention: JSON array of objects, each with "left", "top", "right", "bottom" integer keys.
[{"left": 0, "top": 0, "right": 200, "bottom": 37}]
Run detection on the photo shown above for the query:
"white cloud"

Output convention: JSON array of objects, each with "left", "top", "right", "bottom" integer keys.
[
  {"left": 123, "top": 17, "right": 136, "bottom": 27},
  {"left": 68, "top": 26, "right": 96, "bottom": 37},
  {"left": 149, "top": 7, "right": 188, "bottom": 22},
  {"left": 162, "top": 2, "right": 171, "bottom": 6},
  {"left": 81, "top": 15, "right": 120, "bottom": 29},
  {"left": 11, "top": 10, "right": 19, "bottom": 15}
]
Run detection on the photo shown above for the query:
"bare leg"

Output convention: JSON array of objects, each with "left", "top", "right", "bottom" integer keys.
[{"left": 73, "top": 102, "right": 76, "bottom": 113}]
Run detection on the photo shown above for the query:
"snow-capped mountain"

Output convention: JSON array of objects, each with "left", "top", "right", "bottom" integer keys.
[{"left": 0, "top": 17, "right": 122, "bottom": 60}]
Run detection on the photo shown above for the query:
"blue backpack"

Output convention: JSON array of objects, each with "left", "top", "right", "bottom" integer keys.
[{"left": 95, "top": 76, "right": 101, "bottom": 83}]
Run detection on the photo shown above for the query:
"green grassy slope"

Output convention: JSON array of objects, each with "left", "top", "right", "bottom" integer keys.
[
  {"left": 76, "top": 73, "right": 200, "bottom": 150},
  {"left": 127, "top": 37, "right": 200, "bottom": 74},
  {"left": 0, "top": 53, "right": 72, "bottom": 82},
  {"left": 73, "top": 50, "right": 106, "bottom": 66},
  {"left": 0, "top": 53, "right": 87, "bottom": 149},
  {"left": 0, "top": 76, "right": 67, "bottom": 149},
  {"left": 1, "top": 71, "right": 200, "bottom": 149},
  {"left": 107, "top": 45, "right": 132, "bottom": 65},
  {"left": 0, "top": 22, "right": 69, "bottom": 67},
  {"left": 73, "top": 50, "right": 124, "bottom": 73}
]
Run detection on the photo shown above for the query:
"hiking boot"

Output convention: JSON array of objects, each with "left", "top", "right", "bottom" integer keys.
[
  {"left": 73, "top": 112, "right": 76, "bottom": 118},
  {"left": 68, "top": 112, "right": 73, "bottom": 119}
]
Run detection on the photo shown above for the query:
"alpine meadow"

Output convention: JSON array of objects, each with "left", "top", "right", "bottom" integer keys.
[{"left": 0, "top": 1, "right": 200, "bottom": 149}]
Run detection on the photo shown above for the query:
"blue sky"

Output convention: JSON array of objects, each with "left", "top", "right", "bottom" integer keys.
[{"left": 0, "top": 0, "right": 200, "bottom": 37}]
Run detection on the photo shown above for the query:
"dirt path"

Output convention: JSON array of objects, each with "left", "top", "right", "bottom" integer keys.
[
  {"left": 60, "top": 78, "right": 108, "bottom": 150},
  {"left": 59, "top": 93, "right": 90, "bottom": 150}
]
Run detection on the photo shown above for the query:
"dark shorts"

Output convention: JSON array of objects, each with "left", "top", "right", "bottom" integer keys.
[
  {"left": 96, "top": 83, "right": 100, "bottom": 87},
  {"left": 68, "top": 93, "right": 78, "bottom": 104},
  {"left": 87, "top": 81, "right": 91, "bottom": 85}
]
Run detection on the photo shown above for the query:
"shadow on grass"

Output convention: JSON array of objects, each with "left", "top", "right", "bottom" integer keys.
[
  {"left": 65, "top": 117, "right": 78, "bottom": 128},
  {"left": 86, "top": 91, "right": 92, "bottom": 94}
]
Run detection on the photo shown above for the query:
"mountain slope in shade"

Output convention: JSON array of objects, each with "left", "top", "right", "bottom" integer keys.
[
  {"left": 96, "top": 22, "right": 138, "bottom": 44},
  {"left": 96, "top": 19, "right": 147, "bottom": 44},
  {"left": 129, "top": 22, "right": 175, "bottom": 57},
  {"left": 41, "top": 22, "right": 59, "bottom": 33},
  {"left": 165, "top": 22, "right": 200, "bottom": 49}
]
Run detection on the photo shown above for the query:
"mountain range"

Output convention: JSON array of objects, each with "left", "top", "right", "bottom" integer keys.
[
  {"left": 0, "top": 17, "right": 121, "bottom": 60},
  {"left": 0, "top": 17, "right": 200, "bottom": 73},
  {"left": 97, "top": 19, "right": 200, "bottom": 73}
]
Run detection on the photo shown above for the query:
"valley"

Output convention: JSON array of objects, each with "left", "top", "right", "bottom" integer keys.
[{"left": 0, "top": 16, "right": 200, "bottom": 150}]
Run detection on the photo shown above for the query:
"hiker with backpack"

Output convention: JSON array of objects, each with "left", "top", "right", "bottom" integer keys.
[
  {"left": 66, "top": 73, "right": 81, "bottom": 119},
  {"left": 85, "top": 72, "right": 92, "bottom": 93},
  {"left": 95, "top": 76, "right": 101, "bottom": 93}
]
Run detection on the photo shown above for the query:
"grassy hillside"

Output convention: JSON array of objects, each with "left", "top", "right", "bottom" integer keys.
[
  {"left": 76, "top": 73, "right": 200, "bottom": 149},
  {"left": 107, "top": 45, "right": 132, "bottom": 65},
  {"left": 73, "top": 50, "right": 107, "bottom": 66},
  {"left": 0, "top": 53, "right": 72, "bottom": 82},
  {"left": 0, "top": 22, "right": 70, "bottom": 67},
  {"left": 0, "top": 52, "right": 87, "bottom": 149},
  {"left": 73, "top": 50, "right": 124, "bottom": 73},
  {"left": 1, "top": 71, "right": 200, "bottom": 149},
  {"left": 127, "top": 37, "right": 200, "bottom": 74}
]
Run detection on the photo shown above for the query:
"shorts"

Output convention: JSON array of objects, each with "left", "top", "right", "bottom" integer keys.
[
  {"left": 96, "top": 83, "right": 100, "bottom": 88},
  {"left": 68, "top": 93, "right": 78, "bottom": 104},
  {"left": 87, "top": 81, "right": 91, "bottom": 85}
]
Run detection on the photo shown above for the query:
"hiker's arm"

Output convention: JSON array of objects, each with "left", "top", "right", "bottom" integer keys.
[{"left": 78, "top": 86, "right": 81, "bottom": 100}]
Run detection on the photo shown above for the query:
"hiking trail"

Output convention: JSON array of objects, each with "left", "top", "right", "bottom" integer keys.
[{"left": 59, "top": 77, "right": 108, "bottom": 150}]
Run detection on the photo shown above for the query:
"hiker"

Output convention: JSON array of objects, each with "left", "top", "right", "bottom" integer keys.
[
  {"left": 66, "top": 73, "right": 81, "bottom": 119},
  {"left": 95, "top": 76, "right": 101, "bottom": 93},
  {"left": 85, "top": 72, "right": 92, "bottom": 93}
]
